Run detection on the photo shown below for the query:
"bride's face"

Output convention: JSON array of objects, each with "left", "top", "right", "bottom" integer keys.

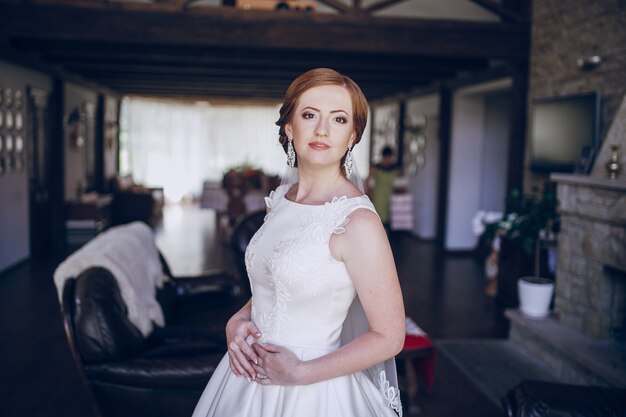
[{"left": 285, "top": 84, "right": 355, "bottom": 171}]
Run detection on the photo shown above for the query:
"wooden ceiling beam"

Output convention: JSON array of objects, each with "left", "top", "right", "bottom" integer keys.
[
  {"left": 99, "top": 78, "right": 414, "bottom": 98},
  {"left": 119, "top": 89, "right": 285, "bottom": 99},
  {"left": 159, "top": 0, "right": 198, "bottom": 11},
  {"left": 38, "top": 49, "right": 484, "bottom": 75},
  {"left": 467, "top": 0, "right": 525, "bottom": 23},
  {"left": 0, "top": 3, "right": 528, "bottom": 59},
  {"left": 365, "top": 0, "right": 409, "bottom": 14},
  {"left": 93, "top": 75, "right": 422, "bottom": 92},
  {"left": 101, "top": 80, "right": 285, "bottom": 91},
  {"left": 12, "top": 37, "right": 489, "bottom": 76},
  {"left": 119, "top": 86, "right": 403, "bottom": 96},
  {"left": 63, "top": 62, "right": 452, "bottom": 81},
  {"left": 316, "top": 0, "right": 353, "bottom": 14},
  {"left": 30, "top": 0, "right": 191, "bottom": 13},
  {"left": 0, "top": 2, "right": 521, "bottom": 100},
  {"left": 61, "top": 59, "right": 462, "bottom": 74}
]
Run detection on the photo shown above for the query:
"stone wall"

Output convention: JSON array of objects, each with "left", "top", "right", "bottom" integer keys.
[{"left": 525, "top": 0, "right": 626, "bottom": 192}]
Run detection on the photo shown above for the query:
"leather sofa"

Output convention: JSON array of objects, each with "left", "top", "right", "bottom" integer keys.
[
  {"left": 61, "top": 253, "right": 244, "bottom": 417},
  {"left": 502, "top": 380, "right": 626, "bottom": 417}
]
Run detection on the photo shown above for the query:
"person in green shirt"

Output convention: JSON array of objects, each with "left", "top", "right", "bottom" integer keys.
[{"left": 368, "top": 146, "right": 397, "bottom": 228}]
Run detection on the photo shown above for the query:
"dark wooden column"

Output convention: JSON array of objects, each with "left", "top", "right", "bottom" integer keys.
[
  {"left": 436, "top": 85, "right": 452, "bottom": 247},
  {"left": 397, "top": 100, "right": 406, "bottom": 174},
  {"left": 506, "top": 61, "right": 530, "bottom": 204},
  {"left": 50, "top": 77, "right": 66, "bottom": 251},
  {"left": 94, "top": 94, "right": 105, "bottom": 192}
]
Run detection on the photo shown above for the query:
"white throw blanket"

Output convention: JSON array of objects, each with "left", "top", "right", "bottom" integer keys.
[{"left": 54, "top": 221, "right": 167, "bottom": 336}]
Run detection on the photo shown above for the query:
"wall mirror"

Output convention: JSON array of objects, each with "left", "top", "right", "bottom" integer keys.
[
  {"left": 14, "top": 90, "right": 23, "bottom": 109},
  {"left": 4, "top": 88, "right": 13, "bottom": 107},
  {"left": 15, "top": 112, "right": 23, "bottom": 131},
  {"left": 403, "top": 113, "right": 428, "bottom": 176},
  {"left": 5, "top": 134, "right": 13, "bottom": 152},
  {"left": 5, "top": 111, "right": 14, "bottom": 130},
  {"left": 15, "top": 135, "right": 24, "bottom": 153}
]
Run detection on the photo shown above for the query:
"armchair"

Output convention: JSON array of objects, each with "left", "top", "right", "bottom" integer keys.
[
  {"left": 230, "top": 209, "right": 266, "bottom": 299},
  {"left": 60, "top": 251, "right": 243, "bottom": 417}
]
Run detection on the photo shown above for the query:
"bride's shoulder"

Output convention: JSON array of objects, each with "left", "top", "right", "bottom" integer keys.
[
  {"left": 331, "top": 195, "right": 380, "bottom": 235},
  {"left": 331, "top": 202, "right": 384, "bottom": 246},
  {"left": 337, "top": 181, "right": 365, "bottom": 199}
]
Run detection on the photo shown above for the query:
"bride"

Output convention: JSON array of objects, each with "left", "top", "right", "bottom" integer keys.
[{"left": 192, "top": 68, "right": 406, "bottom": 417}]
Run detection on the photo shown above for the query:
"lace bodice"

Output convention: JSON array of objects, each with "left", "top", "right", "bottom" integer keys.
[{"left": 245, "top": 184, "right": 377, "bottom": 350}]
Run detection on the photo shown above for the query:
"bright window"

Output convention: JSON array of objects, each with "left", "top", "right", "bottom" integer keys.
[{"left": 119, "top": 97, "right": 370, "bottom": 202}]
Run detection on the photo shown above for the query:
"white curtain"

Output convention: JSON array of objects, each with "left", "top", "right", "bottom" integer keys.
[{"left": 119, "top": 97, "right": 370, "bottom": 202}]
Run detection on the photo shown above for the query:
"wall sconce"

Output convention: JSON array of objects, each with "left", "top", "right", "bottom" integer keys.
[
  {"left": 577, "top": 55, "right": 603, "bottom": 72},
  {"left": 66, "top": 107, "right": 85, "bottom": 148},
  {"left": 404, "top": 114, "right": 428, "bottom": 176}
]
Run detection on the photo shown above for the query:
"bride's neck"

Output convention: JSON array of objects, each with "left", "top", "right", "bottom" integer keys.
[{"left": 292, "top": 166, "right": 346, "bottom": 204}]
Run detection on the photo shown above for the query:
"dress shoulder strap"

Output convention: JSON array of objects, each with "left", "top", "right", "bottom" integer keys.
[
  {"left": 264, "top": 184, "right": 291, "bottom": 211},
  {"left": 330, "top": 195, "right": 380, "bottom": 235}
]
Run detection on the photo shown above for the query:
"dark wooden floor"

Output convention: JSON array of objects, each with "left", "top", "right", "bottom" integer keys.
[{"left": 0, "top": 204, "right": 509, "bottom": 417}]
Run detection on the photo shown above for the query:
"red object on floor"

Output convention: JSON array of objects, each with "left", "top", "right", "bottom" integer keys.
[{"left": 402, "top": 333, "right": 436, "bottom": 393}]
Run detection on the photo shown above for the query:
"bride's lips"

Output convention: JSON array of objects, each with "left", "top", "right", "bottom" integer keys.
[{"left": 308, "top": 141, "right": 330, "bottom": 150}]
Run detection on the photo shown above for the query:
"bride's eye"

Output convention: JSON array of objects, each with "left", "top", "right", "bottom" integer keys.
[
  {"left": 302, "top": 112, "right": 316, "bottom": 119},
  {"left": 334, "top": 116, "right": 347, "bottom": 124}
]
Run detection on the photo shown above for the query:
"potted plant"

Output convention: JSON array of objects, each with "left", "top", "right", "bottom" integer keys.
[
  {"left": 507, "top": 186, "right": 560, "bottom": 318},
  {"left": 473, "top": 185, "right": 560, "bottom": 316}
]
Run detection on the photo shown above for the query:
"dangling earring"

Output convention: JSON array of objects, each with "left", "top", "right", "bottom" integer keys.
[
  {"left": 343, "top": 147, "right": 354, "bottom": 178},
  {"left": 287, "top": 139, "right": 296, "bottom": 168}
]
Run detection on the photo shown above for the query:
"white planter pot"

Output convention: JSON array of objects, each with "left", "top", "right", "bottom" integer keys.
[{"left": 518, "top": 276, "right": 555, "bottom": 318}]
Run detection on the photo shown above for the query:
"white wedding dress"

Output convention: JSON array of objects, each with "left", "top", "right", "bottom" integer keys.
[{"left": 192, "top": 184, "right": 402, "bottom": 417}]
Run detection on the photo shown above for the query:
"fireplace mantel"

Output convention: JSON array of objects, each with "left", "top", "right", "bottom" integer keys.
[{"left": 551, "top": 173, "right": 626, "bottom": 192}]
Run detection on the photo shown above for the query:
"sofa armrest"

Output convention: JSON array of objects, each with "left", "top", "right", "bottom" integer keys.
[
  {"left": 85, "top": 352, "right": 224, "bottom": 390},
  {"left": 141, "top": 338, "right": 223, "bottom": 359},
  {"left": 173, "top": 271, "right": 242, "bottom": 302},
  {"left": 502, "top": 380, "right": 626, "bottom": 417},
  {"left": 148, "top": 324, "right": 225, "bottom": 348}
]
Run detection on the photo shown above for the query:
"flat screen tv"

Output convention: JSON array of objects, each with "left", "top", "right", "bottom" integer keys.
[{"left": 530, "top": 92, "right": 600, "bottom": 173}]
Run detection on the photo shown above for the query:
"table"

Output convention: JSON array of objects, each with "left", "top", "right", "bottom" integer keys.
[{"left": 65, "top": 193, "right": 112, "bottom": 246}]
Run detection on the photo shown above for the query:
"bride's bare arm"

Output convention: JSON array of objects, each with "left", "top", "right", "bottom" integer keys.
[
  {"left": 252, "top": 209, "right": 405, "bottom": 385},
  {"left": 226, "top": 298, "right": 262, "bottom": 380}
]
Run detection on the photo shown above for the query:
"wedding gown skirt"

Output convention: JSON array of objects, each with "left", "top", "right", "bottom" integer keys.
[
  {"left": 193, "top": 344, "right": 397, "bottom": 417},
  {"left": 192, "top": 185, "right": 401, "bottom": 417}
]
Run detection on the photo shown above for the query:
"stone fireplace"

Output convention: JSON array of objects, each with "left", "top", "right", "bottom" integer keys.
[
  {"left": 505, "top": 174, "right": 626, "bottom": 387},
  {"left": 504, "top": 93, "right": 626, "bottom": 387},
  {"left": 552, "top": 174, "right": 626, "bottom": 340}
]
